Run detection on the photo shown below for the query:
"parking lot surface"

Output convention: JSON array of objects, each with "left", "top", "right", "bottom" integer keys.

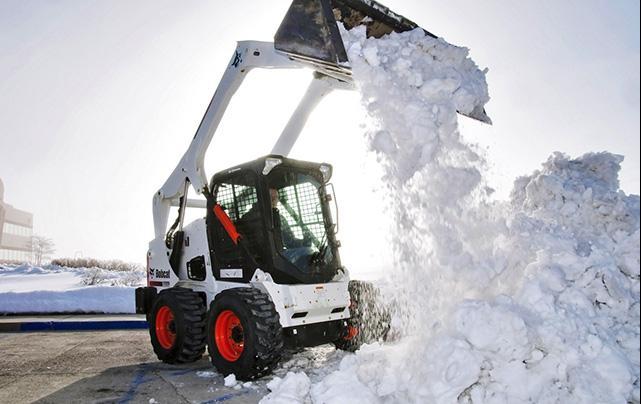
[{"left": 0, "top": 330, "right": 269, "bottom": 403}]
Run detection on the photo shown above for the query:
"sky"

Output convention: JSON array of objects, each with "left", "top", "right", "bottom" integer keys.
[{"left": 0, "top": 0, "right": 639, "bottom": 271}]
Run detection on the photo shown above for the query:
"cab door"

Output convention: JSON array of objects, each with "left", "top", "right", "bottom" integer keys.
[{"left": 209, "top": 170, "right": 268, "bottom": 283}]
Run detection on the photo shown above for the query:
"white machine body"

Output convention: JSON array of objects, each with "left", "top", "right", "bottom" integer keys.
[
  {"left": 147, "top": 41, "right": 353, "bottom": 330},
  {"left": 148, "top": 217, "right": 351, "bottom": 328}
]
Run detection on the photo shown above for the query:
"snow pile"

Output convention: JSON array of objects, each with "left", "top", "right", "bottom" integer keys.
[
  {"left": 0, "top": 264, "right": 143, "bottom": 313},
  {"left": 263, "top": 25, "right": 640, "bottom": 403}
]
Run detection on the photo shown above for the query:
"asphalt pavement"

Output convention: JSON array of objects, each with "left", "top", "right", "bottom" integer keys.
[{"left": 0, "top": 329, "right": 267, "bottom": 404}]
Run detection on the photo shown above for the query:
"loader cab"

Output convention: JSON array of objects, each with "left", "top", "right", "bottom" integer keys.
[{"left": 207, "top": 155, "right": 342, "bottom": 284}]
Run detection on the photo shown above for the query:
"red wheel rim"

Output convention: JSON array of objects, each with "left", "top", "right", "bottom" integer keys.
[
  {"left": 155, "top": 306, "right": 176, "bottom": 349},
  {"left": 215, "top": 310, "right": 244, "bottom": 362},
  {"left": 344, "top": 325, "right": 359, "bottom": 341}
]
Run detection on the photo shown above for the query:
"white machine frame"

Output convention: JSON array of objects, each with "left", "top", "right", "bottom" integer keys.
[{"left": 148, "top": 41, "right": 354, "bottom": 328}]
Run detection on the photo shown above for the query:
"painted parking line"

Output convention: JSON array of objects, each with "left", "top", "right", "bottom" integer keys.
[
  {"left": 119, "top": 363, "right": 154, "bottom": 404},
  {"left": 201, "top": 389, "right": 252, "bottom": 404},
  {"left": 0, "top": 320, "right": 148, "bottom": 332}
]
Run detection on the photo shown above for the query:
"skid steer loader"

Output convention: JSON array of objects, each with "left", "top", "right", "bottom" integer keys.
[{"left": 135, "top": 0, "right": 490, "bottom": 380}]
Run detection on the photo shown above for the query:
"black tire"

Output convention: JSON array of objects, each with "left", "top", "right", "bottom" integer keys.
[
  {"left": 334, "top": 280, "right": 391, "bottom": 352},
  {"left": 149, "top": 287, "right": 207, "bottom": 364},
  {"left": 207, "top": 287, "right": 283, "bottom": 380}
]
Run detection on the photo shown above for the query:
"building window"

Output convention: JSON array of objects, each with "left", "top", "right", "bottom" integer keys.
[
  {"left": 0, "top": 248, "right": 32, "bottom": 263},
  {"left": 1, "top": 222, "right": 33, "bottom": 237}
]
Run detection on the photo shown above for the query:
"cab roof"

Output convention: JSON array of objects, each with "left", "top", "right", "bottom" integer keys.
[{"left": 210, "top": 155, "right": 333, "bottom": 188}]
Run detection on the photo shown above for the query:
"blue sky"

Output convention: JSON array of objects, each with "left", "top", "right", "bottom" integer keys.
[{"left": 0, "top": 0, "right": 638, "bottom": 266}]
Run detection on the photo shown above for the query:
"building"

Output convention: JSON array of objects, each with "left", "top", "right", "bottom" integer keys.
[{"left": 0, "top": 178, "right": 33, "bottom": 262}]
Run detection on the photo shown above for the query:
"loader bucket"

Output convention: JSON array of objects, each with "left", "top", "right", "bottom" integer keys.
[
  {"left": 275, "top": 0, "right": 432, "bottom": 68},
  {"left": 275, "top": 0, "right": 492, "bottom": 124}
]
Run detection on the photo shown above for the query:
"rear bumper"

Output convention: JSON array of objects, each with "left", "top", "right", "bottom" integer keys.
[
  {"left": 283, "top": 319, "right": 345, "bottom": 348},
  {"left": 135, "top": 287, "right": 157, "bottom": 315}
]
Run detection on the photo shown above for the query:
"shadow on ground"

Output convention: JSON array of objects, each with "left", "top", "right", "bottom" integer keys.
[{"left": 35, "top": 360, "right": 264, "bottom": 404}]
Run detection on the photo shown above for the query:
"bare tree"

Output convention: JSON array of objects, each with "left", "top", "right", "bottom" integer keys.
[{"left": 31, "top": 235, "right": 55, "bottom": 265}]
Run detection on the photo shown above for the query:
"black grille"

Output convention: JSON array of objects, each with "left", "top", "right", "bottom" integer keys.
[
  {"left": 277, "top": 181, "right": 326, "bottom": 246},
  {"left": 215, "top": 183, "right": 258, "bottom": 222}
]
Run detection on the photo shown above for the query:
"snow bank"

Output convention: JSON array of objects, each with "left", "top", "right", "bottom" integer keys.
[
  {"left": 0, "top": 264, "right": 141, "bottom": 313},
  {"left": 263, "top": 25, "right": 640, "bottom": 403},
  {"left": 0, "top": 264, "right": 52, "bottom": 275},
  {"left": 0, "top": 286, "right": 135, "bottom": 314}
]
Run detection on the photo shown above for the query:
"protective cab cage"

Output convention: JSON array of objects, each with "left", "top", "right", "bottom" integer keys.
[{"left": 190, "top": 155, "right": 343, "bottom": 285}]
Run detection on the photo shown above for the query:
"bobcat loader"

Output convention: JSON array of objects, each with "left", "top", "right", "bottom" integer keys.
[{"left": 135, "top": 0, "right": 490, "bottom": 380}]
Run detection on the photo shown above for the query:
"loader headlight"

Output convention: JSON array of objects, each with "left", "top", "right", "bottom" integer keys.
[
  {"left": 262, "top": 158, "right": 282, "bottom": 175},
  {"left": 319, "top": 164, "right": 332, "bottom": 182}
]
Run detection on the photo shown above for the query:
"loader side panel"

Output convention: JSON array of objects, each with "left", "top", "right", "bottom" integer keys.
[{"left": 179, "top": 219, "right": 214, "bottom": 283}]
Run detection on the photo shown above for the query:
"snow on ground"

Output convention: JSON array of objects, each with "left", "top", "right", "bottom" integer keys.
[
  {"left": 0, "top": 264, "right": 143, "bottom": 313},
  {"left": 261, "top": 25, "right": 640, "bottom": 403},
  {"left": 0, "top": 265, "right": 82, "bottom": 292}
]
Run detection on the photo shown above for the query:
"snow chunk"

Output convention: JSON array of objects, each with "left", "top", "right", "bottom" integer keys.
[
  {"left": 260, "top": 372, "right": 311, "bottom": 404},
  {"left": 455, "top": 300, "right": 530, "bottom": 361},
  {"left": 196, "top": 370, "right": 217, "bottom": 378},
  {"left": 223, "top": 373, "right": 237, "bottom": 387}
]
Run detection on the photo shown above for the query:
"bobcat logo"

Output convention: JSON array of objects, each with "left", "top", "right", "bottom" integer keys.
[
  {"left": 231, "top": 51, "right": 242, "bottom": 68},
  {"left": 150, "top": 268, "right": 170, "bottom": 279}
]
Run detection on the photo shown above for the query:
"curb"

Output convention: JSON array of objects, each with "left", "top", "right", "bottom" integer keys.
[{"left": 0, "top": 320, "right": 148, "bottom": 332}]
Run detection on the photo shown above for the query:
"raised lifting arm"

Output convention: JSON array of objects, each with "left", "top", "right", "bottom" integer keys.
[
  {"left": 271, "top": 73, "right": 352, "bottom": 156},
  {"left": 153, "top": 41, "right": 351, "bottom": 240},
  {"left": 153, "top": 41, "right": 296, "bottom": 239}
]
